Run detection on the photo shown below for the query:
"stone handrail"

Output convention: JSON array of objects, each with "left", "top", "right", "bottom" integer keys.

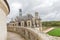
[{"left": 7, "top": 27, "right": 50, "bottom": 40}]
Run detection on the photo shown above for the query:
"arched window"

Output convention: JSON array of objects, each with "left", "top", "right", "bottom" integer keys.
[
  {"left": 18, "top": 22, "right": 21, "bottom": 26},
  {"left": 13, "top": 24, "right": 14, "bottom": 26},
  {"left": 21, "top": 21, "right": 24, "bottom": 27},
  {"left": 28, "top": 22, "right": 30, "bottom": 26},
  {"left": 25, "top": 22, "right": 27, "bottom": 27}
]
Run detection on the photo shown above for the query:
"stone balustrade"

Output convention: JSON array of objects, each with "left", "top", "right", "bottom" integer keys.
[{"left": 7, "top": 27, "right": 51, "bottom": 40}]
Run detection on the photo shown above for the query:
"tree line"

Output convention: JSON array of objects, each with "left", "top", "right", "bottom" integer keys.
[{"left": 42, "top": 21, "right": 60, "bottom": 27}]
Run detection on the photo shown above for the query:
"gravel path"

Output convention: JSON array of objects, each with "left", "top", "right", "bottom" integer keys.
[{"left": 43, "top": 27, "right": 55, "bottom": 33}]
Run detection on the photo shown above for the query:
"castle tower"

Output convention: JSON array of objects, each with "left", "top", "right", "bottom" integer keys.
[
  {"left": 35, "top": 12, "right": 39, "bottom": 18},
  {"left": 19, "top": 9, "right": 22, "bottom": 17}
]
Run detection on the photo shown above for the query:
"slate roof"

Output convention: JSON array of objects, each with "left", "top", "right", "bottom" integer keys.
[{"left": 16, "top": 14, "right": 33, "bottom": 22}]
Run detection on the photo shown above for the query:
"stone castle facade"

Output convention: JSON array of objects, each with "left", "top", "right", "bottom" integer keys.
[{"left": 7, "top": 9, "right": 42, "bottom": 28}]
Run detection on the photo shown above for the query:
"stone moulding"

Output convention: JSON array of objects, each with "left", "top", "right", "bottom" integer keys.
[{"left": 0, "top": 0, "right": 10, "bottom": 15}]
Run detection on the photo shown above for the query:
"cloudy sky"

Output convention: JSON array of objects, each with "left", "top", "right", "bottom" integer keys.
[{"left": 7, "top": 0, "right": 60, "bottom": 22}]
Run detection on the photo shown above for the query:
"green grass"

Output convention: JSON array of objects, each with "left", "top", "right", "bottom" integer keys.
[{"left": 47, "top": 28, "right": 60, "bottom": 37}]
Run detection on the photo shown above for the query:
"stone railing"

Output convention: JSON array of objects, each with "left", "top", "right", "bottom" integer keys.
[{"left": 7, "top": 27, "right": 51, "bottom": 40}]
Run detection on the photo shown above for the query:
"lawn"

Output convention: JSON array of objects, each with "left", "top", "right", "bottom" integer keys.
[{"left": 47, "top": 28, "right": 60, "bottom": 37}]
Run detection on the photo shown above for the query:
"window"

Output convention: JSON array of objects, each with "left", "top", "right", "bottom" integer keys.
[
  {"left": 21, "top": 21, "right": 24, "bottom": 26},
  {"left": 25, "top": 22, "right": 27, "bottom": 27},
  {"left": 28, "top": 22, "right": 30, "bottom": 26},
  {"left": 18, "top": 23, "right": 21, "bottom": 26},
  {"left": 13, "top": 24, "right": 14, "bottom": 26},
  {"left": 15, "top": 24, "right": 16, "bottom": 26}
]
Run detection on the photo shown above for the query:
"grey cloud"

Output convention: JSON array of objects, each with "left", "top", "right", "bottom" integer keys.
[{"left": 7, "top": 0, "right": 60, "bottom": 22}]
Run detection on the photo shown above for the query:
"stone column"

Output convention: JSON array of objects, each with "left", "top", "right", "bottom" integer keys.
[
  {"left": 0, "top": 0, "right": 9, "bottom": 40},
  {"left": 27, "top": 21, "right": 28, "bottom": 27},
  {"left": 36, "top": 20, "right": 40, "bottom": 27},
  {"left": 21, "top": 21, "right": 24, "bottom": 27},
  {"left": 0, "top": 8, "right": 7, "bottom": 40},
  {"left": 39, "top": 21, "right": 42, "bottom": 32},
  {"left": 32, "top": 18, "right": 36, "bottom": 27},
  {"left": 30, "top": 21, "right": 32, "bottom": 27}
]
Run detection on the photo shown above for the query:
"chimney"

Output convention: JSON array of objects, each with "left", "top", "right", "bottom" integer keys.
[
  {"left": 19, "top": 9, "right": 22, "bottom": 17},
  {"left": 35, "top": 12, "right": 39, "bottom": 18}
]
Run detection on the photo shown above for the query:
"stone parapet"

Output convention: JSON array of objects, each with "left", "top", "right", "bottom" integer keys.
[{"left": 7, "top": 27, "right": 52, "bottom": 40}]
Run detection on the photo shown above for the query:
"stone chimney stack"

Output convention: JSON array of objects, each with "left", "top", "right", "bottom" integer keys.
[
  {"left": 19, "top": 9, "right": 22, "bottom": 17},
  {"left": 35, "top": 12, "right": 39, "bottom": 18}
]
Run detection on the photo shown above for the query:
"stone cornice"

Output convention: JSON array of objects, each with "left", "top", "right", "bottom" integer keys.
[{"left": 0, "top": 0, "right": 10, "bottom": 15}]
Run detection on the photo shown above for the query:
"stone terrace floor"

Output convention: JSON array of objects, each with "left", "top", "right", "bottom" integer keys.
[{"left": 7, "top": 32, "right": 25, "bottom": 40}]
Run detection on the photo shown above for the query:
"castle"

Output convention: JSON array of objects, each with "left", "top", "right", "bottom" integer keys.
[{"left": 7, "top": 9, "right": 42, "bottom": 28}]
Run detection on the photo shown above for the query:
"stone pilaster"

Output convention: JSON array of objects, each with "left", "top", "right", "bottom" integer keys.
[
  {"left": 39, "top": 21, "right": 42, "bottom": 32},
  {"left": 32, "top": 18, "right": 36, "bottom": 27}
]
